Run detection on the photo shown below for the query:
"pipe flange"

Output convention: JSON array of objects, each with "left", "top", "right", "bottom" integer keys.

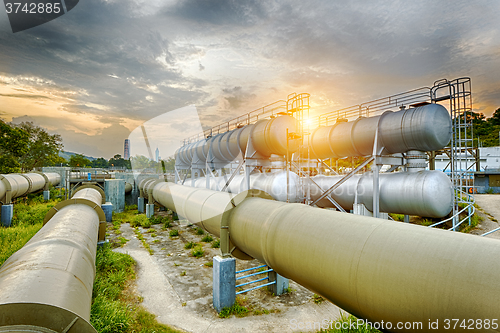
[
  {"left": 0, "top": 303, "right": 97, "bottom": 333},
  {"left": 0, "top": 175, "right": 12, "bottom": 204},
  {"left": 219, "top": 189, "right": 274, "bottom": 260},
  {"left": 19, "top": 173, "right": 33, "bottom": 196},
  {"left": 33, "top": 171, "right": 50, "bottom": 190},
  {"left": 43, "top": 197, "right": 106, "bottom": 226},
  {"left": 71, "top": 184, "right": 106, "bottom": 204}
]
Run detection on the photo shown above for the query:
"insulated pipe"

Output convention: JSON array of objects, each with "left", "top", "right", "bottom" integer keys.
[
  {"left": 307, "top": 170, "right": 454, "bottom": 217},
  {"left": 142, "top": 182, "right": 500, "bottom": 332},
  {"left": 0, "top": 172, "right": 61, "bottom": 204},
  {"left": 0, "top": 188, "right": 102, "bottom": 333},
  {"left": 185, "top": 170, "right": 453, "bottom": 217},
  {"left": 174, "top": 115, "right": 301, "bottom": 166},
  {"left": 188, "top": 171, "right": 301, "bottom": 203},
  {"left": 308, "top": 103, "right": 451, "bottom": 159},
  {"left": 125, "top": 182, "right": 133, "bottom": 194}
]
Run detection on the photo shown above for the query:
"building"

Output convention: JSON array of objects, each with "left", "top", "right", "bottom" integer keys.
[
  {"left": 124, "top": 139, "right": 130, "bottom": 160},
  {"left": 155, "top": 147, "right": 160, "bottom": 163}
]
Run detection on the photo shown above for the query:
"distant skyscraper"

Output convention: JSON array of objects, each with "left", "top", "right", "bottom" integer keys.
[
  {"left": 155, "top": 147, "right": 160, "bottom": 163},
  {"left": 124, "top": 139, "right": 130, "bottom": 159}
]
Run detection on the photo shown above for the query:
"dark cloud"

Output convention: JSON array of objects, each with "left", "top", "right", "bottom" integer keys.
[
  {"left": 0, "top": 93, "right": 50, "bottom": 99},
  {"left": 168, "top": 0, "right": 267, "bottom": 26},
  {"left": 222, "top": 86, "right": 256, "bottom": 110}
]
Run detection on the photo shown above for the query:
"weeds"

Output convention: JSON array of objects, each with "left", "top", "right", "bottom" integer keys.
[
  {"left": 169, "top": 229, "right": 179, "bottom": 237},
  {"left": 211, "top": 239, "right": 220, "bottom": 248},
  {"left": 184, "top": 242, "right": 198, "bottom": 249},
  {"left": 201, "top": 234, "right": 213, "bottom": 243},
  {"left": 196, "top": 228, "right": 204, "bottom": 235},
  {"left": 191, "top": 245, "right": 204, "bottom": 258},
  {"left": 313, "top": 294, "right": 324, "bottom": 304}
]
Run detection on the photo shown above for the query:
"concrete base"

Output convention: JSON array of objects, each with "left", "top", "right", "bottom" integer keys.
[
  {"left": 404, "top": 214, "right": 410, "bottom": 223},
  {"left": 102, "top": 202, "right": 113, "bottom": 223},
  {"left": 138, "top": 197, "right": 145, "bottom": 213},
  {"left": 43, "top": 190, "right": 50, "bottom": 201},
  {"left": 1, "top": 204, "right": 13, "bottom": 227},
  {"left": 97, "top": 239, "right": 110, "bottom": 247},
  {"left": 146, "top": 204, "right": 155, "bottom": 218},
  {"left": 104, "top": 179, "right": 125, "bottom": 213},
  {"left": 268, "top": 270, "right": 289, "bottom": 296},
  {"left": 213, "top": 256, "right": 236, "bottom": 312}
]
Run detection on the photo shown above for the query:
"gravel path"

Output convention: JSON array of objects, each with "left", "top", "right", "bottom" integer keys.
[{"left": 114, "top": 223, "right": 345, "bottom": 333}]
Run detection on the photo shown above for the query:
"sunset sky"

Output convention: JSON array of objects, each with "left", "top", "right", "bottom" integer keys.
[{"left": 1, "top": 0, "right": 500, "bottom": 158}]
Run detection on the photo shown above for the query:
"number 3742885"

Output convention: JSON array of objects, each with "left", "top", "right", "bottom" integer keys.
[{"left": 5, "top": 3, "right": 61, "bottom": 14}]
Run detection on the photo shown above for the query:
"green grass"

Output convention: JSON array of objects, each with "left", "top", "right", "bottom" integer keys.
[
  {"left": 318, "top": 314, "right": 381, "bottom": 332},
  {"left": 134, "top": 228, "right": 153, "bottom": 255},
  {"left": 219, "top": 297, "right": 250, "bottom": 318},
  {"left": 389, "top": 213, "right": 404, "bottom": 222},
  {"left": 91, "top": 243, "right": 182, "bottom": 333},
  {"left": 313, "top": 294, "right": 324, "bottom": 304},
  {"left": 196, "top": 228, "right": 204, "bottom": 235},
  {"left": 169, "top": 229, "right": 179, "bottom": 237},
  {"left": 191, "top": 245, "right": 204, "bottom": 258},
  {"left": 130, "top": 215, "right": 151, "bottom": 228},
  {"left": 201, "top": 234, "right": 213, "bottom": 243},
  {"left": 0, "top": 196, "right": 59, "bottom": 266},
  {"left": 184, "top": 241, "right": 198, "bottom": 249},
  {"left": 211, "top": 239, "right": 220, "bottom": 248},
  {"left": 149, "top": 215, "right": 172, "bottom": 226}
]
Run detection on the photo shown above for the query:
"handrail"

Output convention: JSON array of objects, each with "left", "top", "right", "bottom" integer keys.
[{"left": 428, "top": 190, "right": 475, "bottom": 231}]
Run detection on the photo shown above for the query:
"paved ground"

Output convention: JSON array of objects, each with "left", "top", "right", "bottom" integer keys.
[
  {"left": 113, "top": 220, "right": 345, "bottom": 333},
  {"left": 470, "top": 194, "right": 500, "bottom": 240}
]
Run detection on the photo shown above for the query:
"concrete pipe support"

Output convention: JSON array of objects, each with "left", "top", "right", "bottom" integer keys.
[
  {"left": 308, "top": 103, "right": 451, "bottom": 159},
  {"left": 0, "top": 188, "right": 103, "bottom": 333},
  {"left": 142, "top": 181, "right": 500, "bottom": 332}
]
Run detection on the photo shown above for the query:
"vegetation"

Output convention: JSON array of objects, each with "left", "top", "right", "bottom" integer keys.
[
  {"left": 69, "top": 153, "right": 91, "bottom": 168},
  {"left": 201, "top": 234, "right": 213, "bottom": 243},
  {"left": 191, "top": 245, "right": 204, "bottom": 258},
  {"left": 313, "top": 294, "right": 325, "bottom": 304},
  {"left": 0, "top": 119, "right": 29, "bottom": 173},
  {"left": 318, "top": 314, "right": 381, "bottom": 332},
  {"left": 465, "top": 108, "right": 500, "bottom": 147},
  {"left": 169, "top": 229, "right": 179, "bottom": 237},
  {"left": 211, "top": 239, "right": 220, "bottom": 248},
  {"left": 91, "top": 243, "right": 181, "bottom": 333},
  {"left": 184, "top": 241, "right": 197, "bottom": 249},
  {"left": 196, "top": 228, "right": 204, "bottom": 235}
]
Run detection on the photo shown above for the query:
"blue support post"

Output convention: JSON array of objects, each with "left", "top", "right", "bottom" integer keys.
[
  {"left": 138, "top": 197, "right": 145, "bottom": 213},
  {"left": 43, "top": 190, "right": 50, "bottom": 201},
  {"left": 213, "top": 256, "right": 236, "bottom": 312},
  {"left": 268, "top": 270, "right": 289, "bottom": 296},
  {"left": 1, "top": 204, "right": 13, "bottom": 227},
  {"left": 146, "top": 204, "right": 154, "bottom": 218},
  {"left": 102, "top": 202, "right": 113, "bottom": 223}
]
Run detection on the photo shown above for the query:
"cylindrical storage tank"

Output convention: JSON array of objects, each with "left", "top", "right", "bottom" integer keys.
[
  {"left": 251, "top": 115, "right": 301, "bottom": 157},
  {"left": 309, "top": 104, "right": 451, "bottom": 159},
  {"left": 307, "top": 170, "right": 453, "bottom": 217},
  {"left": 0, "top": 188, "right": 102, "bottom": 332}
]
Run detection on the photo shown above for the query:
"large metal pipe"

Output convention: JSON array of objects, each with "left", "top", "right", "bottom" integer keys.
[
  {"left": 125, "top": 182, "right": 133, "bottom": 194},
  {"left": 142, "top": 181, "right": 500, "bottom": 332},
  {"left": 308, "top": 170, "right": 453, "bottom": 217},
  {"left": 184, "top": 170, "right": 453, "bottom": 218},
  {"left": 0, "top": 172, "right": 61, "bottom": 204},
  {"left": 0, "top": 188, "right": 102, "bottom": 332},
  {"left": 174, "top": 115, "right": 301, "bottom": 166},
  {"left": 308, "top": 103, "right": 451, "bottom": 159},
  {"left": 189, "top": 171, "right": 301, "bottom": 203}
]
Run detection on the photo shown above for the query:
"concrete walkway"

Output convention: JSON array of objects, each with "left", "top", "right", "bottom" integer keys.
[
  {"left": 471, "top": 194, "right": 500, "bottom": 239},
  {"left": 114, "top": 223, "right": 345, "bottom": 333}
]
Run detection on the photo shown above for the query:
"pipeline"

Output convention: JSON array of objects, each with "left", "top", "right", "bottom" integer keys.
[
  {"left": 125, "top": 182, "right": 133, "bottom": 194},
  {"left": 308, "top": 103, "right": 451, "bottom": 159},
  {"left": 182, "top": 170, "right": 453, "bottom": 218},
  {"left": 141, "top": 181, "right": 500, "bottom": 332},
  {"left": 307, "top": 170, "right": 453, "bottom": 217},
  {"left": 0, "top": 172, "right": 61, "bottom": 204},
  {"left": 174, "top": 115, "right": 301, "bottom": 166},
  {"left": 0, "top": 187, "right": 104, "bottom": 332}
]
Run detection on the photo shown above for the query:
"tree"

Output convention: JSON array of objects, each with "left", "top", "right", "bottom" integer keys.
[
  {"left": 69, "top": 154, "right": 91, "bottom": 168},
  {"left": 488, "top": 108, "right": 500, "bottom": 126},
  {"left": 109, "top": 154, "right": 131, "bottom": 169},
  {"left": 0, "top": 120, "right": 29, "bottom": 173},
  {"left": 15, "top": 122, "right": 63, "bottom": 171},
  {"left": 92, "top": 157, "right": 109, "bottom": 168}
]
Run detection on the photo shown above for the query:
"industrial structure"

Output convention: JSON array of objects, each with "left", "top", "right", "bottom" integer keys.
[{"left": 2, "top": 77, "right": 495, "bottom": 333}]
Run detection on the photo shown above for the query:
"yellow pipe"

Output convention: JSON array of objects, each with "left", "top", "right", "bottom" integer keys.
[
  {"left": 0, "top": 188, "right": 102, "bottom": 332},
  {"left": 143, "top": 181, "right": 500, "bottom": 332}
]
